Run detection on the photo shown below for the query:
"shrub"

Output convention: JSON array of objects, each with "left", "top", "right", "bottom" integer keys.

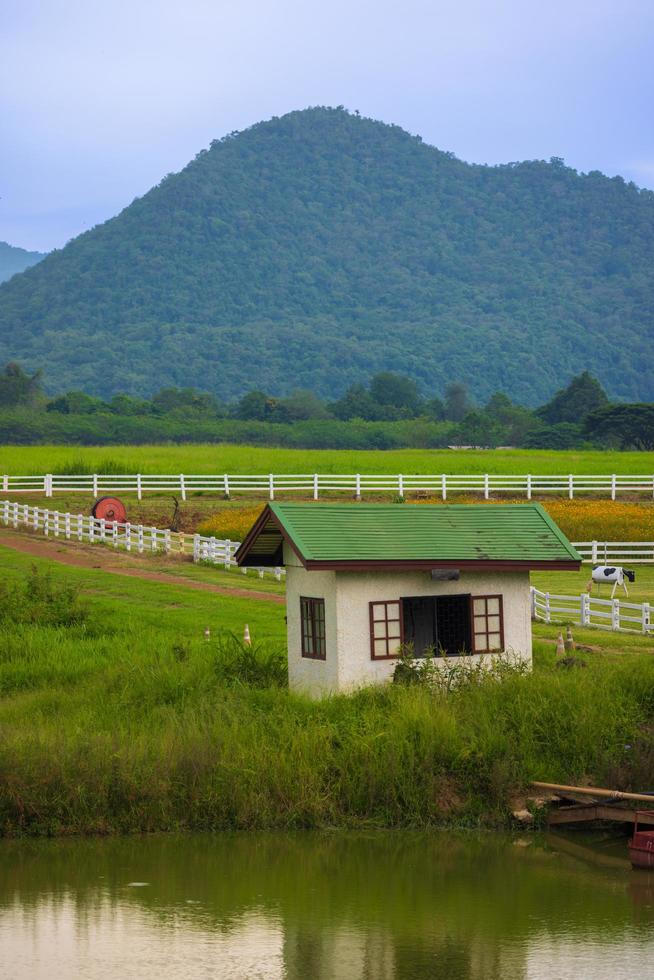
[{"left": 0, "top": 566, "right": 88, "bottom": 627}]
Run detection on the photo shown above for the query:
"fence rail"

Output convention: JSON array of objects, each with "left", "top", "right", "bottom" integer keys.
[
  {"left": 2, "top": 471, "right": 654, "bottom": 500},
  {"left": 0, "top": 499, "right": 283, "bottom": 581},
  {"left": 531, "top": 587, "right": 651, "bottom": 634},
  {"left": 573, "top": 542, "right": 654, "bottom": 564}
]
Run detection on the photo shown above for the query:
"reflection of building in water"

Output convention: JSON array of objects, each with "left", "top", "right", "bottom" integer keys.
[{"left": 283, "top": 924, "right": 528, "bottom": 980}]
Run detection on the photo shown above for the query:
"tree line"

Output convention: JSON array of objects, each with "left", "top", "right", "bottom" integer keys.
[{"left": 1, "top": 362, "right": 652, "bottom": 450}]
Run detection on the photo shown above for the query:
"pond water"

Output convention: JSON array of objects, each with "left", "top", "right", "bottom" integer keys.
[{"left": 1, "top": 831, "right": 653, "bottom": 979}]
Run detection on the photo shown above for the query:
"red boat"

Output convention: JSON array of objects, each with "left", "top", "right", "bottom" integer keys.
[{"left": 629, "top": 811, "right": 654, "bottom": 869}]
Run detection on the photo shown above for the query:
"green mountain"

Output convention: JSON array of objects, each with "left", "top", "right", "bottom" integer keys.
[
  {"left": 1, "top": 107, "right": 653, "bottom": 403},
  {"left": 0, "top": 242, "right": 46, "bottom": 284}
]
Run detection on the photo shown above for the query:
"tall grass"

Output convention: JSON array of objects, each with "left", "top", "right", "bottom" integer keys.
[
  {"left": 1, "top": 581, "right": 653, "bottom": 836},
  {"left": 3, "top": 444, "right": 654, "bottom": 477}
]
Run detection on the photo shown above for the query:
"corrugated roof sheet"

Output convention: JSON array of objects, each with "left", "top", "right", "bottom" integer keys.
[{"left": 236, "top": 502, "right": 581, "bottom": 566}]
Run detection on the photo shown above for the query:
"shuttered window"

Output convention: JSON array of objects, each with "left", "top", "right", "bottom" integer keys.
[
  {"left": 369, "top": 601, "right": 403, "bottom": 660},
  {"left": 471, "top": 595, "right": 504, "bottom": 652},
  {"left": 300, "top": 596, "right": 326, "bottom": 660}
]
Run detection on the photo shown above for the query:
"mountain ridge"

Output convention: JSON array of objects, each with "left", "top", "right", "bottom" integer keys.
[
  {"left": 0, "top": 241, "right": 46, "bottom": 285},
  {"left": 1, "top": 106, "right": 653, "bottom": 403}
]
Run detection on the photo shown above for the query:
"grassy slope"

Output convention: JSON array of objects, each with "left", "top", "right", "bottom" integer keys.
[
  {"left": 2, "top": 445, "right": 654, "bottom": 475},
  {"left": 1, "top": 545, "right": 654, "bottom": 837}
]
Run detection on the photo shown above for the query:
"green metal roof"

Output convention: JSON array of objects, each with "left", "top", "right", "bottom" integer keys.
[{"left": 235, "top": 502, "right": 581, "bottom": 569}]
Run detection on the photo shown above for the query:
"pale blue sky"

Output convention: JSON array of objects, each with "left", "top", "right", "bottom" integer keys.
[{"left": 2, "top": 0, "right": 654, "bottom": 251}]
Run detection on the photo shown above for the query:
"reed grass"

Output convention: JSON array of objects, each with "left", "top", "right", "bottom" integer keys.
[{"left": 1, "top": 552, "right": 653, "bottom": 837}]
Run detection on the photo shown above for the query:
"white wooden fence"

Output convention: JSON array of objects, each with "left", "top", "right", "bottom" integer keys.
[
  {"left": 573, "top": 542, "right": 654, "bottom": 564},
  {"left": 3, "top": 471, "right": 654, "bottom": 500},
  {"left": 0, "top": 499, "right": 283, "bottom": 581},
  {"left": 531, "top": 587, "right": 652, "bottom": 634}
]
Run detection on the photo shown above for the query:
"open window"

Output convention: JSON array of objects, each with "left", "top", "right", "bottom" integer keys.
[{"left": 370, "top": 594, "right": 504, "bottom": 659}]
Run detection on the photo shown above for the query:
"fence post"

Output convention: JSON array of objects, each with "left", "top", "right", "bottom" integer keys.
[
  {"left": 398, "top": 474, "right": 404, "bottom": 499},
  {"left": 313, "top": 474, "right": 319, "bottom": 501},
  {"left": 224, "top": 539, "right": 232, "bottom": 570},
  {"left": 89, "top": 517, "right": 95, "bottom": 543},
  {"left": 545, "top": 592, "right": 551, "bottom": 623},
  {"left": 125, "top": 523, "right": 131, "bottom": 552},
  {"left": 530, "top": 586, "right": 536, "bottom": 619},
  {"left": 355, "top": 474, "right": 361, "bottom": 501},
  {"left": 223, "top": 474, "right": 230, "bottom": 498},
  {"left": 612, "top": 599, "right": 620, "bottom": 631},
  {"left": 180, "top": 474, "right": 186, "bottom": 501},
  {"left": 136, "top": 474, "right": 142, "bottom": 501},
  {"left": 269, "top": 473, "right": 275, "bottom": 501},
  {"left": 274, "top": 567, "right": 282, "bottom": 581},
  {"left": 11, "top": 501, "right": 18, "bottom": 528},
  {"left": 442, "top": 475, "right": 447, "bottom": 501},
  {"left": 1, "top": 499, "right": 7, "bottom": 525},
  {"left": 2, "top": 475, "right": 7, "bottom": 493},
  {"left": 611, "top": 474, "right": 616, "bottom": 501},
  {"left": 568, "top": 474, "right": 574, "bottom": 500},
  {"left": 45, "top": 474, "right": 53, "bottom": 498},
  {"left": 580, "top": 593, "right": 590, "bottom": 626},
  {"left": 193, "top": 534, "right": 200, "bottom": 563},
  {"left": 642, "top": 602, "right": 650, "bottom": 634},
  {"left": 44, "top": 509, "right": 51, "bottom": 535},
  {"left": 113, "top": 522, "right": 119, "bottom": 548},
  {"left": 64, "top": 512, "right": 71, "bottom": 539},
  {"left": 527, "top": 474, "right": 532, "bottom": 500},
  {"left": 137, "top": 525, "right": 144, "bottom": 553},
  {"left": 92, "top": 474, "right": 98, "bottom": 498},
  {"left": 164, "top": 529, "right": 171, "bottom": 554},
  {"left": 484, "top": 474, "right": 489, "bottom": 500},
  {"left": 591, "top": 540, "right": 598, "bottom": 563}
]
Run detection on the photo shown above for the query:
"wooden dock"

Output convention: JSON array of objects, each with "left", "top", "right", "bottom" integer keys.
[{"left": 530, "top": 781, "right": 654, "bottom": 827}]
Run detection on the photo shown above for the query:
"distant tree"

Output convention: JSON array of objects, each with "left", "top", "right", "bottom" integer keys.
[
  {"left": 583, "top": 404, "right": 654, "bottom": 450},
  {"left": 107, "top": 394, "right": 153, "bottom": 416},
  {"left": 369, "top": 372, "right": 421, "bottom": 414},
  {"left": 444, "top": 382, "right": 471, "bottom": 422},
  {"left": 151, "top": 387, "right": 221, "bottom": 417},
  {"left": 424, "top": 396, "right": 445, "bottom": 421},
  {"left": 523, "top": 422, "right": 584, "bottom": 449},
  {"left": 234, "top": 389, "right": 274, "bottom": 421},
  {"left": 537, "top": 371, "right": 609, "bottom": 425},
  {"left": 484, "top": 392, "right": 539, "bottom": 445},
  {"left": 276, "top": 389, "right": 330, "bottom": 421},
  {"left": 329, "top": 384, "right": 381, "bottom": 421},
  {"left": 0, "top": 362, "right": 43, "bottom": 408},
  {"left": 458, "top": 411, "right": 501, "bottom": 447},
  {"left": 46, "top": 390, "right": 105, "bottom": 414}
]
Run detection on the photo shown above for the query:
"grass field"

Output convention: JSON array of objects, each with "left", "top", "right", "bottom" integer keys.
[
  {"left": 2, "top": 444, "right": 654, "bottom": 475},
  {"left": 2, "top": 543, "right": 654, "bottom": 837}
]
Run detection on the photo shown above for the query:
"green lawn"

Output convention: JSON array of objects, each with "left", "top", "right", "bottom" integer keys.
[
  {"left": 2, "top": 444, "right": 653, "bottom": 475},
  {"left": 2, "top": 544, "right": 654, "bottom": 837}
]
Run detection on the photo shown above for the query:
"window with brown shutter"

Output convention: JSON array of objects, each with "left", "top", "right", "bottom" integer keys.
[
  {"left": 300, "top": 596, "right": 326, "bottom": 660},
  {"left": 471, "top": 595, "right": 504, "bottom": 653},
  {"left": 369, "top": 601, "right": 403, "bottom": 659}
]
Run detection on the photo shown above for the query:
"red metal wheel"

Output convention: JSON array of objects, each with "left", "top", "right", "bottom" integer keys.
[{"left": 91, "top": 496, "right": 127, "bottom": 524}]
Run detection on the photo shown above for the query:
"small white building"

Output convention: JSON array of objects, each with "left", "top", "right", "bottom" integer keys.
[{"left": 236, "top": 503, "right": 580, "bottom": 697}]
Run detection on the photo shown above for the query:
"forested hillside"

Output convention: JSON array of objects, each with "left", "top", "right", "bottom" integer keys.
[
  {"left": 1, "top": 107, "right": 653, "bottom": 403},
  {"left": 0, "top": 242, "right": 46, "bottom": 284}
]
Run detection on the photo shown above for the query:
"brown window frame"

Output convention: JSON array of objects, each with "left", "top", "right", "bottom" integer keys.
[
  {"left": 300, "top": 596, "right": 326, "bottom": 660},
  {"left": 368, "top": 594, "right": 505, "bottom": 661},
  {"left": 369, "top": 600, "right": 404, "bottom": 660},
  {"left": 471, "top": 594, "right": 504, "bottom": 653}
]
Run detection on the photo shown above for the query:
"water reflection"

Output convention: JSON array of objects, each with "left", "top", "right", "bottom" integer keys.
[{"left": 0, "top": 831, "right": 652, "bottom": 979}]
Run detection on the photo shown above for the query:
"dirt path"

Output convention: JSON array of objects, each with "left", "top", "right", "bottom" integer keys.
[{"left": 0, "top": 528, "right": 285, "bottom": 604}]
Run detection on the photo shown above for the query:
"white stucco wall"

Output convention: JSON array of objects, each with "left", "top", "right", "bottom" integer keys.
[
  {"left": 283, "top": 542, "right": 532, "bottom": 697},
  {"left": 334, "top": 569, "right": 532, "bottom": 693}
]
